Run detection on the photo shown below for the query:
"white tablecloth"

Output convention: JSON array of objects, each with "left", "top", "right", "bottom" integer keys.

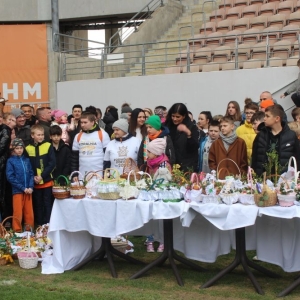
[
  {"left": 42, "top": 198, "right": 190, "bottom": 274},
  {"left": 42, "top": 198, "right": 300, "bottom": 274},
  {"left": 256, "top": 206, "right": 300, "bottom": 272}
]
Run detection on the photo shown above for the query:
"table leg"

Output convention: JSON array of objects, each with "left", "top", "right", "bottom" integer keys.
[
  {"left": 278, "top": 276, "right": 300, "bottom": 297},
  {"left": 201, "top": 227, "right": 279, "bottom": 295},
  {"left": 130, "top": 219, "right": 206, "bottom": 286},
  {"left": 71, "top": 237, "right": 143, "bottom": 278}
]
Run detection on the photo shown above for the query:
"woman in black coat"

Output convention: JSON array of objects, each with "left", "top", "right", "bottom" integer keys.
[
  {"left": 0, "top": 112, "right": 12, "bottom": 221},
  {"left": 165, "top": 103, "right": 198, "bottom": 172}
]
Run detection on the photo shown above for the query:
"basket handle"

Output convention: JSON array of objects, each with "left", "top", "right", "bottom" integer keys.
[
  {"left": 85, "top": 171, "right": 103, "bottom": 182},
  {"left": 247, "top": 167, "right": 254, "bottom": 192},
  {"left": 127, "top": 170, "right": 137, "bottom": 183},
  {"left": 69, "top": 171, "right": 84, "bottom": 185},
  {"left": 55, "top": 175, "right": 70, "bottom": 186},
  {"left": 216, "top": 158, "right": 241, "bottom": 180},
  {"left": 288, "top": 156, "right": 298, "bottom": 183},
  {"left": 1, "top": 216, "right": 22, "bottom": 228},
  {"left": 190, "top": 173, "right": 199, "bottom": 185},
  {"left": 104, "top": 168, "right": 120, "bottom": 181}
]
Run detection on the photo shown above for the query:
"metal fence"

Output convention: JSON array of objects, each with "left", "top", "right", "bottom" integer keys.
[{"left": 56, "top": 27, "right": 300, "bottom": 81}]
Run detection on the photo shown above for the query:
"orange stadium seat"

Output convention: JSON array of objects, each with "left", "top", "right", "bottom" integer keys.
[
  {"left": 233, "top": 17, "right": 250, "bottom": 31},
  {"left": 295, "top": 0, "right": 300, "bottom": 11},
  {"left": 202, "top": 62, "right": 220, "bottom": 72},
  {"left": 233, "top": 0, "right": 249, "bottom": 8},
  {"left": 210, "top": 8, "right": 228, "bottom": 22},
  {"left": 243, "top": 59, "right": 262, "bottom": 68},
  {"left": 242, "top": 28, "right": 261, "bottom": 45},
  {"left": 259, "top": 2, "right": 278, "bottom": 16},
  {"left": 268, "top": 14, "right": 287, "bottom": 29},
  {"left": 221, "top": 61, "right": 237, "bottom": 70},
  {"left": 193, "top": 47, "right": 212, "bottom": 65},
  {"left": 223, "top": 29, "right": 242, "bottom": 48},
  {"left": 272, "top": 39, "right": 292, "bottom": 62},
  {"left": 249, "top": 0, "right": 265, "bottom": 6},
  {"left": 212, "top": 45, "right": 232, "bottom": 62},
  {"left": 205, "top": 32, "right": 224, "bottom": 50},
  {"left": 216, "top": 19, "right": 233, "bottom": 33},
  {"left": 288, "top": 11, "right": 300, "bottom": 26},
  {"left": 261, "top": 26, "right": 280, "bottom": 46},
  {"left": 219, "top": 0, "right": 233, "bottom": 9},
  {"left": 250, "top": 15, "right": 268, "bottom": 29},
  {"left": 293, "top": 39, "right": 300, "bottom": 56},
  {"left": 277, "top": 1, "right": 294, "bottom": 15},
  {"left": 189, "top": 34, "right": 205, "bottom": 52},
  {"left": 200, "top": 22, "right": 216, "bottom": 34},
  {"left": 226, "top": 7, "right": 243, "bottom": 19},
  {"left": 252, "top": 41, "right": 270, "bottom": 65},
  {"left": 242, "top": 4, "right": 260, "bottom": 18},
  {"left": 281, "top": 24, "right": 299, "bottom": 43}
]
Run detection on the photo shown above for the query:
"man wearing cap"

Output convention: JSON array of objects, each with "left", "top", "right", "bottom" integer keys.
[
  {"left": 260, "top": 99, "right": 274, "bottom": 112},
  {"left": 36, "top": 107, "right": 52, "bottom": 142},
  {"left": 103, "top": 119, "right": 140, "bottom": 174},
  {"left": 11, "top": 108, "right": 31, "bottom": 147}
]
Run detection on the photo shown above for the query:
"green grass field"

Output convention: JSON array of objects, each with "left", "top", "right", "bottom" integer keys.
[{"left": 1, "top": 237, "right": 299, "bottom": 300}]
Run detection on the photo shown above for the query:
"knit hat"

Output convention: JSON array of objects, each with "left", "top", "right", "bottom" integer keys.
[
  {"left": 112, "top": 119, "right": 129, "bottom": 133},
  {"left": 11, "top": 138, "right": 25, "bottom": 149},
  {"left": 11, "top": 108, "right": 24, "bottom": 118},
  {"left": 51, "top": 109, "right": 67, "bottom": 119},
  {"left": 147, "top": 138, "right": 166, "bottom": 156},
  {"left": 260, "top": 99, "right": 274, "bottom": 109},
  {"left": 145, "top": 115, "right": 161, "bottom": 130},
  {"left": 121, "top": 106, "right": 132, "bottom": 113},
  {"left": 120, "top": 113, "right": 129, "bottom": 121}
]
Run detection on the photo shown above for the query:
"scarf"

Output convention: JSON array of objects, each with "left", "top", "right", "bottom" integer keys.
[
  {"left": 147, "top": 153, "right": 169, "bottom": 175},
  {"left": 148, "top": 130, "right": 162, "bottom": 141},
  {"left": 220, "top": 132, "right": 237, "bottom": 151}
]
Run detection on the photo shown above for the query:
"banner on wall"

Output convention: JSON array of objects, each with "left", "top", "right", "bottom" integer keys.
[{"left": 0, "top": 24, "right": 49, "bottom": 111}]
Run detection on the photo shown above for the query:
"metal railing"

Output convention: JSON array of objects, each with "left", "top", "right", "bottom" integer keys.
[
  {"left": 108, "top": 0, "right": 165, "bottom": 49},
  {"left": 57, "top": 27, "right": 300, "bottom": 81}
]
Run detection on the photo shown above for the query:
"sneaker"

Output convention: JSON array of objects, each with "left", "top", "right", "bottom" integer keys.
[
  {"left": 157, "top": 243, "right": 164, "bottom": 253},
  {"left": 147, "top": 242, "right": 155, "bottom": 253}
]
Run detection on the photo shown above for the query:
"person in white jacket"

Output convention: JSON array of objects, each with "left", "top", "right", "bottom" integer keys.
[{"left": 103, "top": 119, "right": 140, "bottom": 174}]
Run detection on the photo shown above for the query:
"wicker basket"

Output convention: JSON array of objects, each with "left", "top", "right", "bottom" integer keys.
[
  {"left": 85, "top": 171, "right": 103, "bottom": 198},
  {"left": 52, "top": 175, "right": 70, "bottom": 200},
  {"left": 98, "top": 168, "right": 120, "bottom": 200},
  {"left": 254, "top": 173, "right": 278, "bottom": 207},
  {"left": 69, "top": 171, "right": 86, "bottom": 199},
  {"left": 0, "top": 216, "right": 22, "bottom": 237},
  {"left": 120, "top": 158, "right": 141, "bottom": 181},
  {"left": 17, "top": 251, "right": 39, "bottom": 269},
  {"left": 216, "top": 158, "right": 241, "bottom": 180}
]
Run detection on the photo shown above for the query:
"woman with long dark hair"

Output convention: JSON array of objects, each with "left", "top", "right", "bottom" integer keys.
[
  {"left": 128, "top": 108, "right": 147, "bottom": 142},
  {"left": 165, "top": 103, "right": 198, "bottom": 172}
]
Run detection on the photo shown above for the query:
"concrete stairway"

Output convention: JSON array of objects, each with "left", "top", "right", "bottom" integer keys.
[{"left": 124, "top": 0, "right": 219, "bottom": 77}]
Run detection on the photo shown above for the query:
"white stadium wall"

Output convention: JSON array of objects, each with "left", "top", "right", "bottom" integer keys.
[{"left": 57, "top": 66, "right": 298, "bottom": 119}]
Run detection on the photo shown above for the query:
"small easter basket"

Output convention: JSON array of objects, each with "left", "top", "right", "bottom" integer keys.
[
  {"left": 69, "top": 171, "right": 86, "bottom": 199},
  {"left": 238, "top": 167, "right": 255, "bottom": 205},
  {"left": 119, "top": 170, "right": 140, "bottom": 200},
  {"left": 181, "top": 173, "right": 202, "bottom": 203},
  {"left": 17, "top": 232, "right": 39, "bottom": 269},
  {"left": 120, "top": 158, "right": 141, "bottom": 181},
  {"left": 254, "top": 173, "right": 278, "bottom": 207},
  {"left": 217, "top": 159, "right": 240, "bottom": 205},
  {"left": 98, "top": 168, "right": 121, "bottom": 200},
  {"left": 52, "top": 175, "right": 70, "bottom": 200},
  {"left": 85, "top": 171, "right": 103, "bottom": 198}
]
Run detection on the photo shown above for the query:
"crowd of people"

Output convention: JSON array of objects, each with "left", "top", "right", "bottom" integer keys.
[{"left": 0, "top": 88, "right": 300, "bottom": 251}]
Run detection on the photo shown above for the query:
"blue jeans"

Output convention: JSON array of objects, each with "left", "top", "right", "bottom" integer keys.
[{"left": 33, "top": 187, "right": 53, "bottom": 226}]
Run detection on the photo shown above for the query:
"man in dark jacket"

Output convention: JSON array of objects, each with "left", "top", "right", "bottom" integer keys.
[
  {"left": 251, "top": 104, "right": 300, "bottom": 176},
  {"left": 103, "top": 106, "right": 118, "bottom": 138},
  {"left": 68, "top": 104, "right": 82, "bottom": 149},
  {"left": 11, "top": 108, "right": 31, "bottom": 146},
  {"left": 36, "top": 107, "right": 52, "bottom": 142}
]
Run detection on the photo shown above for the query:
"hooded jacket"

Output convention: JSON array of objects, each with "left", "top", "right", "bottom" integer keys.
[
  {"left": 103, "top": 110, "right": 118, "bottom": 138},
  {"left": 236, "top": 120, "right": 256, "bottom": 165},
  {"left": 251, "top": 122, "right": 300, "bottom": 176},
  {"left": 137, "top": 125, "right": 175, "bottom": 168},
  {"left": 25, "top": 140, "right": 56, "bottom": 185},
  {"left": 6, "top": 155, "right": 34, "bottom": 195}
]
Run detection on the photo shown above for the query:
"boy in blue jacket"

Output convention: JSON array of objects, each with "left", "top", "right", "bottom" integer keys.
[{"left": 6, "top": 138, "right": 34, "bottom": 232}]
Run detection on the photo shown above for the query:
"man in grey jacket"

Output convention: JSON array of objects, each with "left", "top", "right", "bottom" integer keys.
[{"left": 280, "top": 59, "right": 300, "bottom": 107}]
